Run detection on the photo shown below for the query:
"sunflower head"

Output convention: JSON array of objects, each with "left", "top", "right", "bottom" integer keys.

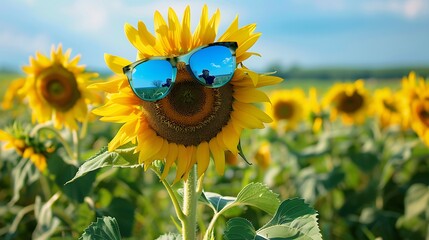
[
  {"left": 91, "top": 5, "right": 282, "bottom": 181},
  {"left": 268, "top": 89, "right": 307, "bottom": 131},
  {"left": 323, "top": 80, "right": 371, "bottom": 125},
  {"left": 373, "top": 88, "right": 409, "bottom": 129},
  {"left": 2, "top": 78, "right": 26, "bottom": 110},
  {"left": 0, "top": 123, "right": 52, "bottom": 171},
  {"left": 253, "top": 142, "right": 271, "bottom": 170},
  {"left": 16, "top": 44, "right": 100, "bottom": 130},
  {"left": 409, "top": 75, "right": 429, "bottom": 145}
]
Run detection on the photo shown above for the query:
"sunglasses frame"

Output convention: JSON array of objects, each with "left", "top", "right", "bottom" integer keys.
[{"left": 123, "top": 41, "right": 238, "bottom": 101}]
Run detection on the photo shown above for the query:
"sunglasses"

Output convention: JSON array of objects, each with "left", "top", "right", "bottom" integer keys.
[{"left": 123, "top": 42, "right": 238, "bottom": 102}]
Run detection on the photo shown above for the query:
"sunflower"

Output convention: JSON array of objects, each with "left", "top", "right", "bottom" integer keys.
[
  {"left": 253, "top": 142, "right": 271, "bottom": 170},
  {"left": 15, "top": 44, "right": 100, "bottom": 130},
  {"left": 0, "top": 124, "right": 49, "bottom": 171},
  {"left": 2, "top": 78, "right": 26, "bottom": 110},
  {"left": 408, "top": 74, "right": 429, "bottom": 145},
  {"left": 373, "top": 88, "right": 408, "bottom": 129},
  {"left": 90, "top": 5, "right": 282, "bottom": 181},
  {"left": 400, "top": 71, "right": 426, "bottom": 129},
  {"left": 267, "top": 89, "right": 307, "bottom": 131},
  {"left": 323, "top": 80, "right": 371, "bottom": 125}
]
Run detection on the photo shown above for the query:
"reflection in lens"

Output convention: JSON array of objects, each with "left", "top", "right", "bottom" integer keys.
[
  {"left": 189, "top": 45, "right": 235, "bottom": 88},
  {"left": 130, "top": 60, "right": 175, "bottom": 101}
]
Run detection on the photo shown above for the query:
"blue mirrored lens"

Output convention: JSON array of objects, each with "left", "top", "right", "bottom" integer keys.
[
  {"left": 129, "top": 60, "right": 175, "bottom": 101},
  {"left": 189, "top": 45, "right": 235, "bottom": 88}
]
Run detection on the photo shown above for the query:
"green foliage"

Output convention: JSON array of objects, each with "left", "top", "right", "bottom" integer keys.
[
  {"left": 66, "top": 144, "right": 141, "bottom": 184},
  {"left": 80, "top": 216, "right": 122, "bottom": 240},
  {"left": 223, "top": 218, "right": 256, "bottom": 240},
  {"left": 224, "top": 199, "right": 322, "bottom": 240},
  {"left": 202, "top": 182, "right": 280, "bottom": 215},
  {"left": 33, "top": 194, "right": 61, "bottom": 240}
]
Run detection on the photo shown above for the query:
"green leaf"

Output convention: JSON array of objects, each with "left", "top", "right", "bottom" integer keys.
[
  {"left": 155, "top": 233, "right": 182, "bottom": 240},
  {"left": 48, "top": 154, "right": 96, "bottom": 203},
  {"left": 349, "top": 152, "right": 379, "bottom": 172},
  {"left": 80, "top": 216, "right": 122, "bottom": 240},
  {"left": 404, "top": 183, "right": 429, "bottom": 218},
  {"left": 202, "top": 183, "right": 280, "bottom": 215},
  {"left": 235, "top": 182, "right": 280, "bottom": 215},
  {"left": 66, "top": 145, "right": 141, "bottom": 184},
  {"left": 33, "top": 194, "right": 61, "bottom": 240},
  {"left": 106, "top": 198, "right": 135, "bottom": 237},
  {"left": 10, "top": 158, "right": 40, "bottom": 205},
  {"left": 296, "top": 167, "right": 345, "bottom": 204},
  {"left": 256, "top": 198, "right": 322, "bottom": 240},
  {"left": 66, "top": 147, "right": 118, "bottom": 184},
  {"left": 224, "top": 217, "right": 256, "bottom": 240},
  {"left": 202, "top": 191, "right": 236, "bottom": 212}
]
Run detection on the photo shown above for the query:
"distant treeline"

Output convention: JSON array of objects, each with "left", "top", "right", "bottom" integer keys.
[{"left": 268, "top": 65, "right": 429, "bottom": 80}]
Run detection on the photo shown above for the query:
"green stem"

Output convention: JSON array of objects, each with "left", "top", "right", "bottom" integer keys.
[
  {"left": 8, "top": 204, "right": 35, "bottom": 234},
  {"left": 203, "top": 203, "right": 237, "bottom": 240},
  {"left": 150, "top": 166, "right": 185, "bottom": 221},
  {"left": 182, "top": 165, "right": 198, "bottom": 240},
  {"left": 72, "top": 129, "right": 80, "bottom": 161}
]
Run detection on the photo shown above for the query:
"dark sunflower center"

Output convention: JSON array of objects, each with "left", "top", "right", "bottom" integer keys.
[
  {"left": 37, "top": 64, "right": 81, "bottom": 112},
  {"left": 418, "top": 108, "right": 429, "bottom": 127},
  {"left": 382, "top": 99, "right": 397, "bottom": 113},
  {"left": 274, "top": 101, "right": 294, "bottom": 120},
  {"left": 168, "top": 81, "right": 205, "bottom": 116},
  {"left": 141, "top": 71, "right": 233, "bottom": 146},
  {"left": 337, "top": 91, "right": 364, "bottom": 114}
]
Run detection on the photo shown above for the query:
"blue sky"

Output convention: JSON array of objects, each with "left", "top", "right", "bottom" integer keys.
[{"left": 1, "top": 0, "right": 429, "bottom": 72}]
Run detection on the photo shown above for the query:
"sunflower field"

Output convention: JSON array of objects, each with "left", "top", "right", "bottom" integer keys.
[{"left": 1, "top": 4, "right": 429, "bottom": 240}]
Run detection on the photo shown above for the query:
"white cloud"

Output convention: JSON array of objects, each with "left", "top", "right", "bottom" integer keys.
[
  {"left": 222, "top": 57, "right": 232, "bottom": 64},
  {"left": 210, "top": 62, "right": 220, "bottom": 68},
  {"left": 361, "top": 0, "right": 426, "bottom": 19}
]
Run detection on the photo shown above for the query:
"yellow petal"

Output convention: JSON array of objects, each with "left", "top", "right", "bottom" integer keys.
[
  {"left": 168, "top": 7, "right": 181, "bottom": 52},
  {"left": 181, "top": 6, "right": 192, "bottom": 52},
  {"left": 202, "top": 8, "right": 220, "bottom": 44},
  {"left": 23, "top": 148, "right": 34, "bottom": 159},
  {"left": 217, "top": 15, "right": 239, "bottom": 41},
  {"left": 161, "top": 142, "right": 178, "bottom": 179},
  {"left": 154, "top": 11, "right": 171, "bottom": 54},
  {"left": 231, "top": 110, "right": 265, "bottom": 129},
  {"left": 221, "top": 124, "right": 239, "bottom": 154},
  {"left": 233, "top": 88, "right": 270, "bottom": 103},
  {"left": 124, "top": 23, "right": 145, "bottom": 54},
  {"left": 209, "top": 138, "right": 225, "bottom": 175},
  {"left": 174, "top": 145, "right": 190, "bottom": 183},
  {"left": 236, "top": 51, "right": 261, "bottom": 63},
  {"left": 256, "top": 75, "right": 283, "bottom": 88},
  {"left": 233, "top": 102, "right": 272, "bottom": 123},
  {"left": 104, "top": 54, "right": 132, "bottom": 74},
  {"left": 236, "top": 33, "right": 261, "bottom": 60},
  {"left": 192, "top": 4, "right": 208, "bottom": 46},
  {"left": 196, "top": 141, "right": 210, "bottom": 178}
]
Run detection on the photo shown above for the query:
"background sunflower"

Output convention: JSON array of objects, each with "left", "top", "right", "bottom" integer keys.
[
  {"left": 323, "top": 80, "right": 371, "bottom": 125},
  {"left": 14, "top": 44, "right": 101, "bottom": 130},
  {"left": 268, "top": 89, "right": 308, "bottom": 131}
]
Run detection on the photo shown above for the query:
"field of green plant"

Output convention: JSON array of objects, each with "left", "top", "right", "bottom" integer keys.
[{"left": 1, "top": 66, "right": 428, "bottom": 240}]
